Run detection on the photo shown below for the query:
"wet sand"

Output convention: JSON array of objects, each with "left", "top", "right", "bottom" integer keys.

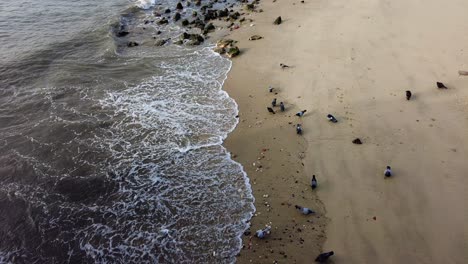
[{"left": 223, "top": 0, "right": 468, "bottom": 263}]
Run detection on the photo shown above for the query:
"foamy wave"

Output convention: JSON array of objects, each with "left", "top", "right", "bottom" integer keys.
[{"left": 134, "top": 0, "right": 156, "bottom": 9}]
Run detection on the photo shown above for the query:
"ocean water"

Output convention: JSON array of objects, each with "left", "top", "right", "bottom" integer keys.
[{"left": 0, "top": 0, "right": 254, "bottom": 263}]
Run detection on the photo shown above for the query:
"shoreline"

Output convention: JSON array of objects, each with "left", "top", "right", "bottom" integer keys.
[
  {"left": 220, "top": 1, "right": 329, "bottom": 263},
  {"left": 220, "top": 0, "right": 468, "bottom": 263}
]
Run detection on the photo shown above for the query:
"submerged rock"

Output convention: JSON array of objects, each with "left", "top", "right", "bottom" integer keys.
[
  {"left": 158, "top": 18, "right": 169, "bottom": 25},
  {"left": 154, "top": 39, "right": 168, "bottom": 46},
  {"left": 176, "top": 2, "right": 184, "bottom": 10},
  {"left": 174, "top": 12, "right": 181, "bottom": 21},
  {"left": 116, "top": 31, "right": 129, "bottom": 37},
  {"left": 181, "top": 19, "right": 189, "bottom": 26},
  {"left": 127, "top": 41, "right": 139, "bottom": 47}
]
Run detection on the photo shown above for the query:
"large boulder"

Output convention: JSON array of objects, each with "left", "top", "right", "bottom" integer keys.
[{"left": 273, "top": 16, "right": 282, "bottom": 25}]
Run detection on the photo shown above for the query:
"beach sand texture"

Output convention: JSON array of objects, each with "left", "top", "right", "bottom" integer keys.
[{"left": 223, "top": 0, "right": 468, "bottom": 263}]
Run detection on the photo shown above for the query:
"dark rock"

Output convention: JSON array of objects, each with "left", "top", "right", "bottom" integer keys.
[
  {"left": 352, "top": 138, "right": 363, "bottom": 144},
  {"left": 216, "top": 38, "right": 235, "bottom": 48},
  {"left": 193, "top": 19, "right": 205, "bottom": 30},
  {"left": 174, "top": 12, "right": 181, "bottom": 21},
  {"left": 158, "top": 18, "right": 169, "bottom": 25},
  {"left": 230, "top": 11, "right": 241, "bottom": 20},
  {"left": 181, "top": 19, "right": 189, "bottom": 26},
  {"left": 218, "top": 8, "right": 229, "bottom": 17},
  {"left": 213, "top": 46, "right": 226, "bottom": 54},
  {"left": 165, "top": 8, "right": 171, "bottom": 14},
  {"left": 127, "top": 41, "right": 139, "bottom": 47},
  {"left": 176, "top": 2, "right": 183, "bottom": 10},
  {"left": 227, "top": 46, "right": 240, "bottom": 58},
  {"left": 157, "top": 30, "right": 162, "bottom": 35},
  {"left": 154, "top": 39, "right": 168, "bottom": 46},
  {"left": 205, "top": 22, "right": 215, "bottom": 32},
  {"left": 192, "top": 11, "right": 198, "bottom": 17},
  {"left": 249, "top": 35, "right": 263, "bottom": 40},
  {"left": 274, "top": 16, "right": 282, "bottom": 25},
  {"left": 245, "top": 3, "right": 255, "bottom": 11},
  {"left": 204, "top": 9, "right": 218, "bottom": 21},
  {"left": 116, "top": 31, "right": 129, "bottom": 37},
  {"left": 244, "top": 229, "right": 251, "bottom": 236}
]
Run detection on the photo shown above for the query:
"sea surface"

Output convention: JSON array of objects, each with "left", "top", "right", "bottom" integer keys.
[{"left": 0, "top": 0, "right": 254, "bottom": 263}]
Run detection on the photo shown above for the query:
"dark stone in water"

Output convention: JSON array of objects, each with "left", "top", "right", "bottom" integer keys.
[
  {"left": 158, "top": 18, "right": 169, "bottom": 25},
  {"left": 157, "top": 30, "right": 162, "bottom": 35},
  {"left": 165, "top": 8, "right": 171, "bottom": 13},
  {"left": 116, "top": 31, "right": 129, "bottom": 37},
  {"left": 218, "top": 8, "right": 229, "bottom": 17},
  {"left": 55, "top": 176, "right": 115, "bottom": 202},
  {"left": 174, "top": 12, "right": 181, "bottom": 21},
  {"left": 204, "top": 9, "right": 218, "bottom": 21},
  {"left": 154, "top": 38, "right": 168, "bottom": 46},
  {"left": 127, "top": 41, "right": 139, "bottom": 47},
  {"left": 205, "top": 22, "right": 215, "bottom": 32},
  {"left": 181, "top": 19, "right": 189, "bottom": 26},
  {"left": 176, "top": 2, "right": 184, "bottom": 10},
  {"left": 230, "top": 11, "right": 240, "bottom": 20}
]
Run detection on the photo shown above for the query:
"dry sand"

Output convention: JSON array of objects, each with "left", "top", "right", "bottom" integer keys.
[{"left": 222, "top": 0, "right": 468, "bottom": 263}]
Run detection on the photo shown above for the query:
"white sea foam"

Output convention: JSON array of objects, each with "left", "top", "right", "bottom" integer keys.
[{"left": 134, "top": 0, "right": 156, "bottom": 9}]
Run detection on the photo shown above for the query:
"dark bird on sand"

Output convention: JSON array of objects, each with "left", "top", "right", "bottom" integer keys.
[
  {"left": 437, "top": 82, "right": 447, "bottom": 89},
  {"left": 311, "top": 175, "right": 317, "bottom": 189},
  {"left": 384, "top": 166, "right": 392, "bottom": 177},
  {"left": 295, "top": 205, "right": 315, "bottom": 215},
  {"left": 296, "top": 110, "right": 307, "bottom": 117},
  {"left": 280, "top": 63, "right": 290, "bottom": 69},
  {"left": 267, "top": 107, "right": 275, "bottom": 114},
  {"left": 280, "top": 102, "right": 285, "bottom": 112},
  {"left": 315, "top": 251, "right": 334, "bottom": 263},
  {"left": 272, "top": 98, "right": 277, "bottom": 107},
  {"left": 406, "top": 90, "right": 412, "bottom": 100},
  {"left": 268, "top": 86, "right": 274, "bottom": 93},
  {"left": 296, "top": 124, "right": 303, "bottom": 134},
  {"left": 327, "top": 114, "right": 338, "bottom": 123}
]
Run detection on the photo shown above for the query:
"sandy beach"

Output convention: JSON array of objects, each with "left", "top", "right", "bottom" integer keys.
[{"left": 222, "top": 0, "right": 468, "bottom": 263}]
